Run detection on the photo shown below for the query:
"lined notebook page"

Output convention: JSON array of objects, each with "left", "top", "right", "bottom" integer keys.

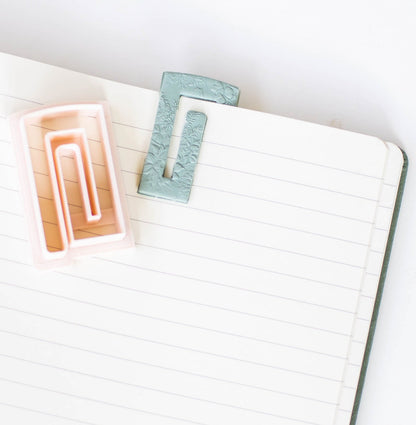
[{"left": 0, "top": 52, "right": 403, "bottom": 425}]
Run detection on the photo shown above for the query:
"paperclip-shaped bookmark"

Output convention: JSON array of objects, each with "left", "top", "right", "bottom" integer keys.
[
  {"left": 10, "top": 102, "right": 133, "bottom": 268},
  {"left": 138, "top": 72, "right": 240, "bottom": 203}
]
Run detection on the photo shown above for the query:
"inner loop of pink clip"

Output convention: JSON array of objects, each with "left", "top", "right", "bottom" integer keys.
[{"left": 45, "top": 128, "right": 102, "bottom": 247}]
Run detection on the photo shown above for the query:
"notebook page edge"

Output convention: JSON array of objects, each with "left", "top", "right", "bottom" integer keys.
[{"left": 348, "top": 144, "right": 407, "bottom": 425}]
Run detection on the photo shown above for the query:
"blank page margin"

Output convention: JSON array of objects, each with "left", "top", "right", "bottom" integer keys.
[{"left": 333, "top": 142, "right": 406, "bottom": 425}]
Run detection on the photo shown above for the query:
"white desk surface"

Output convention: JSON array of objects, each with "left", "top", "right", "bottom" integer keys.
[{"left": 0, "top": 1, "right": 414, "bottom": 424}]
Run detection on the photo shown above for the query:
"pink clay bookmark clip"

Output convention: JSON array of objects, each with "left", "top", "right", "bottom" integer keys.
[{"left": 9, "top": 102, "right": 133, "bottom": 268}]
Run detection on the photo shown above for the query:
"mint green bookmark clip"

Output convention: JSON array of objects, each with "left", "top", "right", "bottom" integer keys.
[{"left": 138, "top": 72, "right": 240, "bottom": 203}]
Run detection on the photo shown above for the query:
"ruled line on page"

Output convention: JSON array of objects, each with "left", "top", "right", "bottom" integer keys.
[
  {"left": 130, "top": 218, "right": 366, "bottom": 269},
  {"left": 21, "top": 125, "right": 380, "bottom": 202},
  {"left": 0, "top": 304, "right": 346, "bottom": 378},
  {"left": 378, "top": 205, "right": 394, "bottom": 210},
  {"left": 133, "top": 242, "right": 364, "bottom": 291},
  {"left": 0, "top": 92, "right": 43, "bottom": 105},
  {"left": 1, "top": 161, "right": 376, "bottom": 231},
  {"left": 0, "top": 209, "right": 23, "bottom": 217},
  {"left": 0, "top": 220, "right": 366, "bottom": 300},
  {"left": 0, "top": 233, "right": 360, "bottom": 292},
  {"left": 0, "top": 184, "right": 18, "bottom": 192},
  {"left": 88, "top": 138, "right": 395, "bottom": 186},
  {"left": 0, "top": 377, "right": 209, "bottom": 425},
  {"left": 0, "top": 280, "right": 351, "bottom": 349},
  {"left": 0, "top": 231, "right": 364, "bottom": 293},
  {"left": 369, "top": 249, "right": 384, "bottom": 254},
  {"left": 1, "top": 197, "right": 367, "bottom": 271},
  {"left": 347, "top": 362, "right": 361, "bottom": 368},
  {"left": 0, "top": 355, "right": 329, "bottom": 425},
  {"left": 133, "top": 194, "right": 371, "bottom": 248},
  {"left": 0, "top": 288, "right": 346, "bottom": 410},
  {"left": 0, "top": 248, "right": 358, "bottom": 372},
  {"left": 0, "top": 386, "right": 320, "bottom": 425},
  {"left": 0, "top": 183, "right": 367, "bottom": 270},
  {"left": 2, "top": 139, "right": 379, "bottom": 224},
  {"left": 0, "top": 401, "right": 103, "bottom": 425},
  {"left": 0, "top": 92, "right": 387, "bottom": 182},
  {"left": 0, "top": 329, "right": 338, "bottom": 406},
  {"left": 359, "top": 294, "right": 376, "bottom": 300},
  {"left": 60, "top": 268, "right": 356, "bottom": 314},
  {"left": 0, "top": 256, "right": 357, "bottom": 315},
  {"left": 112, "top": 120, "right": 386, "bottom": 182},
  {"left": 0, "top": 233, "right": 27, "bottom": 243},
  {"left": 3, "top": 117, "right": 382, "bottom": 201},
  {"left": 190, "top": 184, "right": 375, "bottom": 224},
  {"left": 0, "top": 158, "right": 373, "bottom": 248},
  {"left": 7, "top": 137, "right": 376, "bottom": 255},
  {"left": 12, "top": 139, "right": 371, "bottom": 245},
  {"left": 24, "top": 126, "right": 382, "bottom": 202},
  {"left": 0, "top": 259, "right": 357, "bottom": 322}
]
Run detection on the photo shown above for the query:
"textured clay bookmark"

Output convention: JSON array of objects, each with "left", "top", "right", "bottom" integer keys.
[{"left": 138, "top": 72, "right": 240, "bottom": 203}]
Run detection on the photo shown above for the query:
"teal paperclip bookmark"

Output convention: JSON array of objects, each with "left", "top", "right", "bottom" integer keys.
[{"left": 138, "top": 72, "right": 240, "bottom": 203}]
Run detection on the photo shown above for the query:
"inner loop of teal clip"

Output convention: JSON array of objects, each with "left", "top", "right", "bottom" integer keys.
[{"left": 138, "top": 72, "right": 240, "bottom": 203}]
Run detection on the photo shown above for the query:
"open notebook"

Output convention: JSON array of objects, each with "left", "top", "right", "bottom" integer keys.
[{"left": 0, "top": 52, "right": 406, "bottom": 425}]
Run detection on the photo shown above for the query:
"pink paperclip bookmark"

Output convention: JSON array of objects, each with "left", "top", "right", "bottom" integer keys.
[{"left": 9, "top": 102, "right": 133, "bottom": 268}]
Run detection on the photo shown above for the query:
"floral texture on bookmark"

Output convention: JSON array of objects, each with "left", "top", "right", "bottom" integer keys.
[{"left": 138, "top": 72, "right": 240, "bottom": 203}]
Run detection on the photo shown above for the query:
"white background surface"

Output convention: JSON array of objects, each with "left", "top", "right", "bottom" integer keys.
[{"left": 0, "top": 1, "right": 414, "bottom": 424}]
